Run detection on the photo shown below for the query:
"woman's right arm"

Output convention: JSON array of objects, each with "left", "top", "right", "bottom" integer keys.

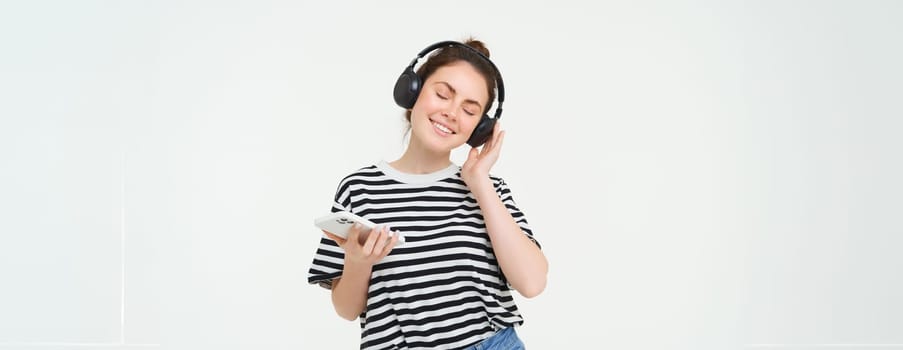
[
  {"left": 324, "top": 224, "right": 398, "bottom": 321},
  {"left": 330, "top": 262, "right": 371, "bottom": 321}
]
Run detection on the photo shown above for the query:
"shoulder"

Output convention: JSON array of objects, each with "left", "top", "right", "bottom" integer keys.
[
  {"left": 488, "top": 173, "right": 512, "bottom": 193},
  {"left": 339, "top": 164, "right": 380, "bottom": 182},
  {"left": 334, "top": 164, "right": 389, "bottom": 192}
]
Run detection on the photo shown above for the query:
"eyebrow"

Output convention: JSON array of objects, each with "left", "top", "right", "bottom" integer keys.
[{"left": 436, "top": 81, "right": 483, "bottom": 110}]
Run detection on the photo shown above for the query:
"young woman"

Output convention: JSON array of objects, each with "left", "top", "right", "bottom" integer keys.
[{"left": 308, "top": 38, "right": 548, "bottom": 350}]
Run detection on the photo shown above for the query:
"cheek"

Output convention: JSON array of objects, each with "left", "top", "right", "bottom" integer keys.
[
  {"left": 411, "top": 95, "right": 447, "bottom": 126},
  {"left": 415, "top": 90, "right": 442, "bottom": 111},
  {"left": 410, "top": 94, "right": 432, "bottom": 117}
]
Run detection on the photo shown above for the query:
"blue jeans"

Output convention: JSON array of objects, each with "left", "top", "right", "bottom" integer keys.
[{"left": 462, "top": 327, "right": 525, "bottom": 350}]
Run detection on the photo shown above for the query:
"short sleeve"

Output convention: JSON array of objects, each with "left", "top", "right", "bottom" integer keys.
[
  {"left": 493, "top": 176, "right": 541, "bottom": 249},
  {"left": 306, "top": 177, "right": 354, "bottom": 290}
]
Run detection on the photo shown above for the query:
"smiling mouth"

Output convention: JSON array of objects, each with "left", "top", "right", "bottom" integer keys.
[{"left": 429, "top": 118, "right": 456, "bottom": 135}]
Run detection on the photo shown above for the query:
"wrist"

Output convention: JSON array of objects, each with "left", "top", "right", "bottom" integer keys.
[
  {"left": 343, "top": 259, "right": 373, "bottom": 274},
  {"left": 467, "top": 178, "right": 497, "bottom": 201}
]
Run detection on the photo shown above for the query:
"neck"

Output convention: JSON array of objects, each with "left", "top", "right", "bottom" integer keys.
[{"left": 390, "top": 138, "right": 452, "bottom": 174}]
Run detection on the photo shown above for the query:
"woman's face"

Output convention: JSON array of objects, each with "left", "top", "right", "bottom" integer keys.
[{"left": 410, "top": 60, "right": 490, "bottom": 153}]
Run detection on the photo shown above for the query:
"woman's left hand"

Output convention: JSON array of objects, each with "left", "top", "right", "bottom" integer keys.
[{"left": 462, "top": 122, "right": 505, "bottom": 190}]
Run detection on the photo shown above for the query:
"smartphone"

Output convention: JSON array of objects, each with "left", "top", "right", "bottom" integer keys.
[{"left": 314, "top": 211, "right": 404, "bottom": 245}]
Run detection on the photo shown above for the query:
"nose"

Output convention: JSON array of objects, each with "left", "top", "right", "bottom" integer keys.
[{"left": 441, "top": 102, "right": 457, "bottom": 121}]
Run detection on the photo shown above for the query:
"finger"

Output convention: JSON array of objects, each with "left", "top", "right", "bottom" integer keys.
[
  {"left": 361, "top": 225, "right": 382, "bottom": 255},
  {"left": 465, "top": 146, "right": 479, "bottom": 163},
  {"left": 323, "top": 231, "right": 347, "bottom": 246},
  {"left": 378, "top": 231, "right": 399, "bottom": 258},
  {"left": 490, "top": 130, "right": 506, "bottom": 155},
  {"left": 489, "top": 122, "right": 502, "bottom": 149},
  {"left": 373, "top": 225, "right": 390, "bottom": 252},
  {"left": 347, "top": 223, "right": 361, "bottom": 243},
  {"left": 355, "top": 224, "right": 371, "bottom": 246}
]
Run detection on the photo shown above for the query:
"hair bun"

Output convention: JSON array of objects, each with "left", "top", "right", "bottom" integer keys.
[{"left": 464, "top": 37, "right": 490, "bottom": 58}]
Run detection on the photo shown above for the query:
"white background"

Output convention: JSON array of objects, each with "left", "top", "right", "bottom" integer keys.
[{"left": 1, "top": 1, "right": 901, "bottom": 349}]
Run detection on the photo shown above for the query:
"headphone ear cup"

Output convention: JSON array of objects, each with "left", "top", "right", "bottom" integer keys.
[
  {"left": 466, "top": 115, "right": 496, "bottom": 148},
  {"left": 393, "top": 67, "right": 421, "bottom": 109}
]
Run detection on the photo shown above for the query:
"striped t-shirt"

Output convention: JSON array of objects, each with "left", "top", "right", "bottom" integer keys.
[{"left": 308, "top": 160, "right": 540, "bottom": 350}]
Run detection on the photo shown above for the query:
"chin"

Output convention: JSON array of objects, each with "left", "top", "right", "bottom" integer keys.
[
  {"left": 415, "top": 132, "right": 460, "bottom": 153},
  {"left": 428, "top": 140, "right": 459, "bottom": 154}
]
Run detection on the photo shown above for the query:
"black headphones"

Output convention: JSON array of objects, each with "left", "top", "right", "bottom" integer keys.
[{"left": 393, "top": 41, "right": 505, "bottom": 148}]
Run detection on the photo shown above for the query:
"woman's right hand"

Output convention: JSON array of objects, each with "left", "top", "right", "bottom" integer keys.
[{"left": 323, "top": 224, "right": 398, "bottom": 266}]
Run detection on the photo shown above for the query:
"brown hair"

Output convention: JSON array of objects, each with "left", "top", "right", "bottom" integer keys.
[{"left": 402, "top": 37, "right": 498, "bottom": 125}]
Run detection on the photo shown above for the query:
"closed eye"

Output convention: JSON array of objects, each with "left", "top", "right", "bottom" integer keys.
[{"left": 436, "top": 91, "right": 448, "bottom": 100}]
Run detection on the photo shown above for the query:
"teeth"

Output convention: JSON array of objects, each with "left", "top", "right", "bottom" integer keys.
[{"left": 433, "top": 122, "right": 453, "bottom": 134}]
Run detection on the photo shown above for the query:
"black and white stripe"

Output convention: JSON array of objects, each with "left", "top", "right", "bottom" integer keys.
[{"left": 308, "top": 161, "right": 539, "bottom": 350}]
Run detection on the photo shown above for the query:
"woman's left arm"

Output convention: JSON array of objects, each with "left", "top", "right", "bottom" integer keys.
[
  {"left": 470, "top": 180, "right": 548, "bottom": 298},
  {"left": 462, "top": 123, "right": 548, "bottom": 298}
]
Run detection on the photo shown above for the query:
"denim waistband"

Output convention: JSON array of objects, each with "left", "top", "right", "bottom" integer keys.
[{"left": 463, "top": 327, "right": 524, "bottom": 350}]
